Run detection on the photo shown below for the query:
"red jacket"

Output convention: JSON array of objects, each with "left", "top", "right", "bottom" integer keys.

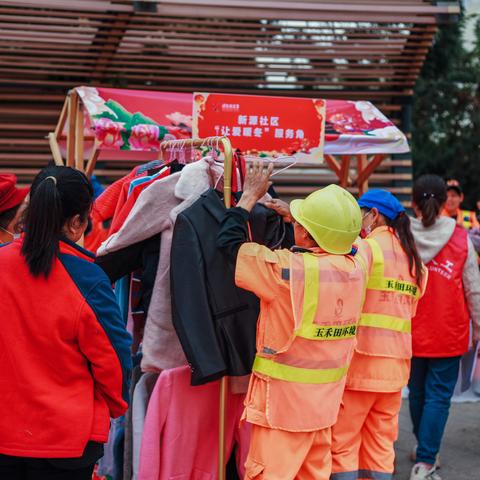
[
  {"left": 413, "top": 226, "right": 469, "bottom": 357},
  {"left": 0, "top": 238, "right": 132, "bottom": 458}
]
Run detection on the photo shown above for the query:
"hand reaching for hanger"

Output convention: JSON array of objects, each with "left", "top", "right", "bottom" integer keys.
[
  {"left": 264, "top": 198, "right": 293, "bottom": 223},
  {"left": 237, "top": 160, "right": 274, "bottom": 212}
]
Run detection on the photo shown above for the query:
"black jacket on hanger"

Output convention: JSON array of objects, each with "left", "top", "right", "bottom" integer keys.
[
  {"left": 95, "top": 233, "right": 160, "bottom": 316},
  {"left": 170, "top": 188, "right": 291, "bottom": 385}
]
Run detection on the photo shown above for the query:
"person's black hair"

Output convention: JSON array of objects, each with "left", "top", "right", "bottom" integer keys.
[
  {"left": 385, "top": 213, "right": 424, "bottom": 287},
  {"left": 412, "top": 174, "right": 447, "bottom": 228},
  {"left": 0, "top": 204, "right": 21, "bottom": 230},
  {"left": 21, "top": 166, "right": 93, "bottom": 277}
]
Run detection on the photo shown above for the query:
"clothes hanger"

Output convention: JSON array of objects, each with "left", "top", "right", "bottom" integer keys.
[{"left": 243, "top": 154, "right": 298, "bottom": 177}]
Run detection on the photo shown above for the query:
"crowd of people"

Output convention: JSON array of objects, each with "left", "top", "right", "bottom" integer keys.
[{"left": 0, "top": 164, "right": 478, "bottom": 480}]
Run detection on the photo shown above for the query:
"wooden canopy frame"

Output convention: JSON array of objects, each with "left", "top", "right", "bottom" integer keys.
[
  {"left": 0, "top": 0, "right": 457, "bottom": 191},
  {"left": 48, "top": 89, "right": 100, "bottom": 177},
  {"left": 323, "top": 153, "right": 386, "bottom": 195}
]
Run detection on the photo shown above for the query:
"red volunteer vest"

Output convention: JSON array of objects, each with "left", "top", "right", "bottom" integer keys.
[{"left": 413, "top": 226, "right": 469, "bottom": 357}]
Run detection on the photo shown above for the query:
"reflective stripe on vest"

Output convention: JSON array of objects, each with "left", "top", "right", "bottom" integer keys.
[
  {"left": 295, "top": 253, "right": 357, "bottom": 340},
  {"left": 461, "top": 210, "right": 473, "bottom": 229},
  {"left": 253, "top": 356, "right": 349, "bottom": 384},
  {"left": 357, "top": 236, "right": 416, "bottom": 359},
  {"left": 364, "top": 239, "right": 420, "bottom": 300},
  {"left": 360, "top": 313, "right": 411, "bottom": 333},
  {"left": 253, "top": 252, "right": 365, "bottom": 385}
]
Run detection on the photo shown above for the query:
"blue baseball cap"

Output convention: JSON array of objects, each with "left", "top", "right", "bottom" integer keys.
[{"left": 358, "top": 189, "right": 405, "bottom": 220}]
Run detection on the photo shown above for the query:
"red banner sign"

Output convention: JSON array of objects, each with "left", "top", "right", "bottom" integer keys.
[{"left": 193, "top": 92, "right": 326, "bottom": 157}]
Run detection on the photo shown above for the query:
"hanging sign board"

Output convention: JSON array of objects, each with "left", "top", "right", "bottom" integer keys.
[{"left": 193, "top": 92, "right": 326, "bottom": 160}]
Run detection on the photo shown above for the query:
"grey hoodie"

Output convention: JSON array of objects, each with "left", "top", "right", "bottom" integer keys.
[{"left": 410, "top": 216, "right": 480, "bottom": 341}]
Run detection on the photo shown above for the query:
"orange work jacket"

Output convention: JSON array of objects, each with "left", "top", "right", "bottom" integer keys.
[
  {"left": 235, "top": 242, "right": 367, "bottom": 432},
  {"left": 346, "top": 227, "right": 427, "bottom": 392},
  {"left": 442, "top": 208, "right": 480, "bottom": 230}
]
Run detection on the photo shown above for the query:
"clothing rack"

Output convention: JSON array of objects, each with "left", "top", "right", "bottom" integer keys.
[
  {"left": 159, "top": 136, "right": 233, "bottom": 212},
  {"left": 161, "top": 135, "right": 233, "bottom": 480},
  {"left": 65, "top": 133, "right": 233, "bottom": 478}
]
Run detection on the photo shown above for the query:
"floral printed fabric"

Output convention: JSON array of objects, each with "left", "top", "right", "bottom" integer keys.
[{"left": 78, "top": 87, "right": 175, "bottom": 151}]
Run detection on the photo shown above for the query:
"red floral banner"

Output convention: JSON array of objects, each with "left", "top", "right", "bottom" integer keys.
[{"left": 69, "top": 86, "right": 409, "bottom": 161}]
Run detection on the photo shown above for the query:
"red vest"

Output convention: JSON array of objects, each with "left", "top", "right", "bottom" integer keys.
[{"left": 413, "top": 226, "right": 469, "bottom": 357}]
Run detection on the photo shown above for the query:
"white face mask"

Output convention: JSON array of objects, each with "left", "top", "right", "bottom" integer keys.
[
  {"left": 0, "top": 226, "right": 20, "bottom": 241},
  {"left": 362, "top": 210, "right": 375, "bottom": 236}
]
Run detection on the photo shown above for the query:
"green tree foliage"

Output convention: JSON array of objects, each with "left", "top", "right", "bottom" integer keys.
[{"left": 412, "top": 14, "right": 480, "bottom": 208}]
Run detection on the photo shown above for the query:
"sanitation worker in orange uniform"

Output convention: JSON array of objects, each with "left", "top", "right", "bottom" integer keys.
[
  {"left": 331, "top": 189, "right": 427, "bottom": 480},
  {"left": 217, "top": 161, "right": 369, "bottom": 480},
  {"left": 442, "top": 179, "right": 479, "bottom": 230}
]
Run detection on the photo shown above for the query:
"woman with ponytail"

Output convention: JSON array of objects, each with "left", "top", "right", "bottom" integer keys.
[
  {"left": 0, "top": 166, "right": 131, "bottom": 479},
  {"left": 406, "top": 175, "right": 480, "bottom": 480},
  {"left": 331, "top": 189, "right": 428, "bottom": 480}
]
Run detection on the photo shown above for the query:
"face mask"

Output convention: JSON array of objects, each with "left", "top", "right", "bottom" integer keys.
[
  {"left": 0, "top": 226, "right": 20, "bottom": 241},
  {"left": 360, "top": 211, "right": 374, "bottom": 238}
]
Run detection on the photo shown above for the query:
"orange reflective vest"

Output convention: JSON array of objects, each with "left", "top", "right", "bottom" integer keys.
[
  {"left": 442, "top": 208, "right": 480, "bottom": 230},
  {"left": 458, "top": 209, "right": 479, "bottom": 230},
  {"left": 251, "top": 249, "right": 367, "bottom": 431},
  {"left": 356, "top": 229, "right": 422, "bottom": 360}
]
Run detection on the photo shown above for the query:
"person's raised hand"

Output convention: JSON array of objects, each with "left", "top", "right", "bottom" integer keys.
[
  {"left": 264, "top": 198, "right": 293, "bottom": 223},
  {"left": 237, "top": 160, "right": 274, "bottom": 212}
]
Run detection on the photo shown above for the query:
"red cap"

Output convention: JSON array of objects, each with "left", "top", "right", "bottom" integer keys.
[{"left": 0, "top": 174, "right": 29, "bottom": 214}]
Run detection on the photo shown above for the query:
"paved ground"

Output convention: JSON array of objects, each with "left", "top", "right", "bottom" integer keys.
[{"left": 394, "top": 400, "right": 480, "bottom": 479}]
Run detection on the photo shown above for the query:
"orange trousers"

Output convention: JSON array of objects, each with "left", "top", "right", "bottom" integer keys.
[
  {"left": 244, "top": 424, "right": 332, "bottom": 480},
  {"left": 331, "top": 389, "right": 402, "bottom": 480}
]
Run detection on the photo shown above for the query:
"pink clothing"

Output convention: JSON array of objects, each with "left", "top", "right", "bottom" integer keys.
[{"left": 138, "top": 366, "right": 251, "bottom": 480}]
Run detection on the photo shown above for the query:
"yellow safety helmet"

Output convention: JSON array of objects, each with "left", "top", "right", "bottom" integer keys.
[{"left": 290, "top": 184, "right": 361, "bottom": 254}]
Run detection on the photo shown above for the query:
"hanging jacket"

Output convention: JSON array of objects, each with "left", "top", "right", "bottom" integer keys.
[
  {"left": 0, "top": 238, "right": 132, "bottom": 458},
  {"left": 346, "top": 227, "right": 427, "bottom": 392},
  {"left": 98, "top": 158, "right": 226, "bottom": 372},
  {"left": 234, "top": 243, "right": 367, "bottom": 432},
  {"left": 171, "top": 189, "right": 289, "bottom": 385},
  {"left": 96, "top": 233, "right": 161, "bottom": 317}
]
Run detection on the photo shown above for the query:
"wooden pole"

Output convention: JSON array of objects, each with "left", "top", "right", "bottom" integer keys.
[
  {"left": 357, "top": 154, "right": 368, "bottom": 196},
  {"left": 48, "top": 132, "right": 64, "bottom": 166},
  {"left": 66, "top": 92, "right": 78, "bottom": 168},
  {"left": 85, "top": 146, "right": 100, "bottom": 178},
  {"left": 75, "top": 98, "right": 84, "bottom": 171},
  {"left": 339, "top": 155, "right": 351, "bottom": 187},
  {"left": 218, "top": 377, "right": 228, "bottom": 480},
  {"left": 218, "top": 136, "right": 232, "bottom": 480},
  {"left": 355, "top": 154, "right": 385, "bottom": 187},
  {"left": 323, "top": 154, "right": 342, "bottom": 179},
  {"left": 54, "top": 98, "right": 69, "bottom": 139}
]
